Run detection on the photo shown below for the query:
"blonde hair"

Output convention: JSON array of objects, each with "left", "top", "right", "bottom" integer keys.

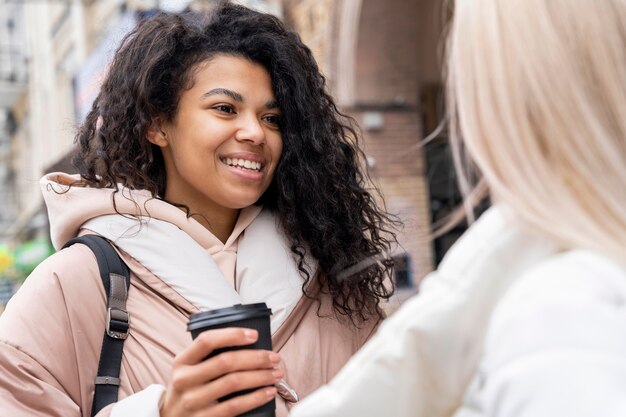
[{"left": 446, "top": 0, "right": 626, "bottom": 261}]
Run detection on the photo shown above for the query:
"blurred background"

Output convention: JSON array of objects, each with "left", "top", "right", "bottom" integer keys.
[{"left": 0, "top": 0, "right": 472, "bottom": 312}]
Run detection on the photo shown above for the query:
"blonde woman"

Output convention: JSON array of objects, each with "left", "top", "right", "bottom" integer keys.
[{"left": 290, "top": 0, "right": 626, "bottom": 416}]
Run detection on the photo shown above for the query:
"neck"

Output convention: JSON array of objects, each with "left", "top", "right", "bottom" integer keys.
[
  {"left": 161, "top": 169, "right": 240, "bottom": 242},
  {"left": 192, "top": 208, "right": 240, "bottom": 243},
  {"left": 164, "top": 194, "right": 240, "bottom": 243}
]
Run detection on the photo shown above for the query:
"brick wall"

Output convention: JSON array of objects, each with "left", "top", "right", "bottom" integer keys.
[{"left": 353, "top": 110, "right": 435, "bottom": 287}]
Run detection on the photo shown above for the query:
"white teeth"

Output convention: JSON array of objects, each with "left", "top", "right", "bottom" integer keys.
[{"left": 222, "top": 157, "right": 262, "bottom": 172}]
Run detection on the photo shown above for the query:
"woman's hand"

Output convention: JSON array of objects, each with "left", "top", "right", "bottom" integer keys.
[{"left": 161, "top": 328, "right": 282, "bottom": 417}]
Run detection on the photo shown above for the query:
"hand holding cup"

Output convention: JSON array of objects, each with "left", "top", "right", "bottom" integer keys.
[{"left": 160, "top": 326, "right": 281, "bottom": 417}]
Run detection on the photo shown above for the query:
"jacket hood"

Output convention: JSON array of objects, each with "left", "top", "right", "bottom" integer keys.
[{"left": 40, "top": 172, "right": 260, "bottom": 250}]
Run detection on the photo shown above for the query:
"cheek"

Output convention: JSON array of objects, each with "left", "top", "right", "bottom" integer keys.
[{"left": 273, "top": 136, "right": 284, "bottom": 162}]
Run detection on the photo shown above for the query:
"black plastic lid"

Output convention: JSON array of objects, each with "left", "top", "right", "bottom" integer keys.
[{"left": 187, "top": 303, "right": 272, "bottom": 332}]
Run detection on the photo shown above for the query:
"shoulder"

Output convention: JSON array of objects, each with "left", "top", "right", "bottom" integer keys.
[
  {"left": 485, "top": 250, "right": 626, "bottom": 367},
  {"left": 492, "top": 250, "right": 626, "bottom": 323},
  {"left": 278, "top": 288, "right": 382, "bottom": 361},
  {"left": 433, "top": 206, "right": 559, "bottom": 296},
  {"left": 6, "top": 240, "right": 104, "bottom": 302},
  {"left": 1, "top": 244, "right": 105, "bottom": 333},
  {"left": 27, "top": 243, "right": 103, "bottom": 293}
]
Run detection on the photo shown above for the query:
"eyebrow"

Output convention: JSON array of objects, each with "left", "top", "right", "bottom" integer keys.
[
  {"left": 202, "top": 88, "right": 243, "bottom": 102},
  {"left": 264, "top": 100, "right": 279, "bottom": 110},
  {"left": 202, "top": 88, "right": 279, "bottom": 110}
]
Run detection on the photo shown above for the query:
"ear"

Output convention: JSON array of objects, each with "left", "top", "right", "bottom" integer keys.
[{"left": 146, "top": 117, "right": 168, "bottom": 147}]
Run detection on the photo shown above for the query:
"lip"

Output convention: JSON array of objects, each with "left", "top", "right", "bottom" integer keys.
[
  {"left": 219, "top": 152, "right": 267, "bottom": 181},
  {"left": 220, "top": 152, "right": 267, "bottom": 165}
]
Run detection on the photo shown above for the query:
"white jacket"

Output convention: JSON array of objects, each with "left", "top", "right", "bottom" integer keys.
[{"left": 290, "top": 206, "right": 626, "bottom": 417}]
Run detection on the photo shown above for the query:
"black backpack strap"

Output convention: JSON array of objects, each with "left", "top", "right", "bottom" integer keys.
[{"left": 63, "top": 235, "right": 131, "bottom": 417}]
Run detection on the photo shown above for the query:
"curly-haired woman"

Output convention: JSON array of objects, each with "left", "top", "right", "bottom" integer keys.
[{"left": 0, "top": 4, "right": 397, "bottom": 417}]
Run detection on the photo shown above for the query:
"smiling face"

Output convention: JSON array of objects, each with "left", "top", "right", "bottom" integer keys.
[{"left": 148, "top": 54, "right": 282, "bottom": 237}]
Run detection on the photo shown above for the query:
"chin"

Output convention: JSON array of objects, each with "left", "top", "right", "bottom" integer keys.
[
  {"left": 227, "top": 197, "right": 264, "bottom": 210},
  {"left": 219, "top": 186, "right": 269, "bottom": 210}
]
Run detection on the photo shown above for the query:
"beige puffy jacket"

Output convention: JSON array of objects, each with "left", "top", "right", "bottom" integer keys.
[{"left": 0, "top": 173, "right": 380, "bottom": 417}]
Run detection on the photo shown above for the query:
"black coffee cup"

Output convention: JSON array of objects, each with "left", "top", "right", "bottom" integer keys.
[{"left": 187, "top": 303, "right": 274, "bottom": 417}]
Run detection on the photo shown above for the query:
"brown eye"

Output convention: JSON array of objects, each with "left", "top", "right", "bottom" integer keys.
[
  {"left": 263, "top": 114, "right": 281, "bottom": 127},
  {"left": 214, "top": 104, "right": 236, "bottom": 114}
]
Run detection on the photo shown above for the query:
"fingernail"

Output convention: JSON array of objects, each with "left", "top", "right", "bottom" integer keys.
[
  {"left": 265, "top": 387, "right": 277, "bottom": 397},
  {"left": 244, "top": 329, "right": 258, "bottom": 341},
  {"left": 272, "top": 369, "right": 284, "bottom": 380},
  {"left": 269, "top": 352, "right": 281, "bottom": 363}
]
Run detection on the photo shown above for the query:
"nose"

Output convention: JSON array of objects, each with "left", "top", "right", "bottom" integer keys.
[{"left": 234, "top": 113, "right": 266, "bottom": 145}]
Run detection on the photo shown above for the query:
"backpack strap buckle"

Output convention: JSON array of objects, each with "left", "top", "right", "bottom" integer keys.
[
  {"left": 105, "top": 272, "right": 130, "bottom": 339},
  {"left": 106, "top": 307, "right": 130, "bottom": 339}
]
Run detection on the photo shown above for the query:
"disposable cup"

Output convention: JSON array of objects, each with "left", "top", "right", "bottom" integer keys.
[{"left": 188, "top": 303, "right": 274, "bottom": 417}]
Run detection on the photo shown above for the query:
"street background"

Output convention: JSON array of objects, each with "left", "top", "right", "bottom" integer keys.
[{"left": 0, "top": 0, "right": 467, "bottom": 313}]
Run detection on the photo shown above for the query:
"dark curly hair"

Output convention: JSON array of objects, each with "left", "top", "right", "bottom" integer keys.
[{"left": 74, "top": 3, "right": 399, "bottom": 321}]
